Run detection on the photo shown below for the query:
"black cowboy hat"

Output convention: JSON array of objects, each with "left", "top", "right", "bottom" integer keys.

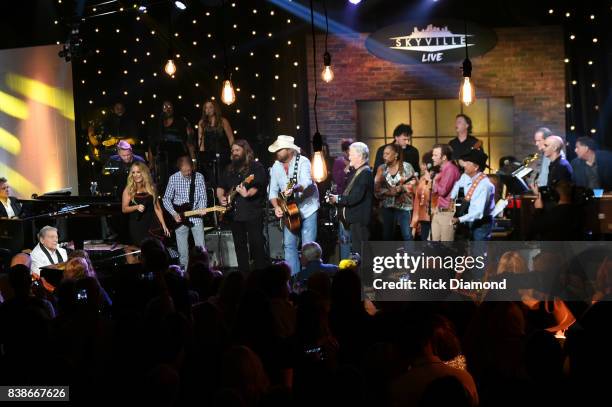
[{"left": 460, "top": 148, "right": 488, "bottom": 170}]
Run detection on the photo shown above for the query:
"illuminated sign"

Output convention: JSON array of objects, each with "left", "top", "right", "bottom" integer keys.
[{"left": 365, "top": 20, "right": 497, "bottom": 64}]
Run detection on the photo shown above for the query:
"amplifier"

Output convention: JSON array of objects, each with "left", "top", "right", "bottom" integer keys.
[
  {"left": 264, "top": 221, "right": 284, "bottom": 260},
  {"left": 205, "top": 230, "right": 238, "bottom": 268}
]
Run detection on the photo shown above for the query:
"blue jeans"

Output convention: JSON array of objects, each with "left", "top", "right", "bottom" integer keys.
[
  {"left": 284, "top": 212, "right": 317, "bottom": 276},
  {"left": 470, "top": 219, "right": 492, "bottom": 241},
  {"left": 338, "top": 221, "right": 352, "bottom": 261},
  {"left": 176, "top": 222, "right": 205, "bottom": 269},
  {"left": 381, "top": 207, "right": 413, "bottom": 241}
]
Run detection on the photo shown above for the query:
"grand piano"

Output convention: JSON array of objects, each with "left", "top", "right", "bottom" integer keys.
[{"left": 0, "top": 191, "right": 121, "bottom": 253}]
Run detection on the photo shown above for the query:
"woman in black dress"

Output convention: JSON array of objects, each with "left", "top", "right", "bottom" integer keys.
[
  {"left": 122, "top": 161, "right": 170, "bottom": 246},
  {"left": 197, "top": 99, "right": 234, "bottom": 186}
]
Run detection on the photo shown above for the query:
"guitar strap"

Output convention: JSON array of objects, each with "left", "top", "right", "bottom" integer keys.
[
  {"left": 465, "top": 173, "right": 487, "bottom": 202},
  {"left": 188, "top": 172, "right": 196, "bottom": 210},
  {"left": 343, "top": 165, "right": 368, "bottom": 197},
  {"left": 290, "top": 153, "right": 300, "bottom": 186}
]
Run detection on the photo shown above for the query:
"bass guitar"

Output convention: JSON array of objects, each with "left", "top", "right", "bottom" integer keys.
[
  {"left": 277, "top": 180, "right": 301, "bottom": 233},
  {"left": 165, "top": 204, "right": 227, "bottom": 231}
]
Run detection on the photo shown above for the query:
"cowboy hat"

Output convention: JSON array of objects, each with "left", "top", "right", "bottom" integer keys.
[
  {"left": 460, "top": 149, "right": 488, "bottom": 170},
  {"left": 268, "top": 135, "right": 301, "bottom": 153}
]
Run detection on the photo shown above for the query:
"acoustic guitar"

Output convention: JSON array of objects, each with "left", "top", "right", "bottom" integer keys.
[
  {"left": 277, "top": 180, "right": 301, "bottom": 233},
  {"left": 165, "top": 204, "right": 226, "bottom": 231}
]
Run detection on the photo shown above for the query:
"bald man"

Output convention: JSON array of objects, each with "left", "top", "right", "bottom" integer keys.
[{"left": 543, "top": 135, "right": 573, "bottom": 187}]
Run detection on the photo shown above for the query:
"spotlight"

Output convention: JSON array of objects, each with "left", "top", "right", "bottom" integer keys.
[
  {"left": 348, "top": 0, "right": 362, "bottom": 4},
  {"left": 174, "top": 1, "right": 187, "bottom": 10}
]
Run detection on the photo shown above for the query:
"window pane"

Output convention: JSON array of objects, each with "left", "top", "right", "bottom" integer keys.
[
  {"left": 411, "top": 100, "right": 436, "bottom": 138},
  {"left": 357, "top": 101, "right": 384, "bottom": 140},
  {"left": 364, "top": 138, "right": 387, "bottom": 168},
  {"left": 489, "top": 137, "right": 515, "bottom": 172},
  {"left": 436, "top": 99, "right": 461, "bottom": 138},
  {"left": 411, "top": 138, "right": 436, "bottom": 164},
  {"left": 489, "top": 98, "right": 514, "bottom": 135},
  {"left": 385, "top": 100, "right": 410, "bottom": 139},
  {"left": 462, "top": 99, "right": 488, "bottom": 135}
]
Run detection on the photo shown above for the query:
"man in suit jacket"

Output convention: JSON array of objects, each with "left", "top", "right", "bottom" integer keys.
[
  {"left": 328, "top": 142, "right": 374, "bottom": 256},
  {"left": 0, "top": 177, "right": 22, "bottom": 218},
  {"left": 571, "top": 136, "right": 612, "bottom": 191}
]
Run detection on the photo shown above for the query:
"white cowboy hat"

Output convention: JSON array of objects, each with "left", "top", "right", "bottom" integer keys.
[{"left": 268, "top": 135, "right": 301, "bottom": 153}]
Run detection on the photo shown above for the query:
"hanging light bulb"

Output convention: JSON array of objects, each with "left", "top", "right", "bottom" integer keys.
[
  {"left": 164, "top": 59, "right": 177, "bottom": 76},
  {"left": 321, "top": 51, "right": 334, "bottom": 83},
  {"left": 221, "top": 79, "right": 236, "bottom": 105},
  {"left": 311, "top": 131, "right": 328, "bottom": 182},
  {"left": 459, "top": 58, "right": 475, "bottom": 106}
]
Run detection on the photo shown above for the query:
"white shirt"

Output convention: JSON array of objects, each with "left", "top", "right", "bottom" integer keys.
[
  {"left": 1, "top": 198, "right": 15, "bottom": 218},
  {"left": 30, "top": 243, "right": 68, "bottom": 276},
  {"left": 268, "top": 154, "right": 320, "bottom": 219}
]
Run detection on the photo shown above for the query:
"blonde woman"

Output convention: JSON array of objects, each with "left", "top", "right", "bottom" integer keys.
[{"left": 122, "top": 161, "right": 170, "bottom": 245}]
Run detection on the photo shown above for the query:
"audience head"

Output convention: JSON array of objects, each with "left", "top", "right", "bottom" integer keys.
[
  {"left": 10, "top": 252, "right": 31, "bottom": 269},
  {"left": 393, "top": 124, "right": 413, "bottom": 148},
  {"left": 64, "top": 257, "right": 89, "bottom": 280},
  {"left": 301, "top": 241, "right": 323, "bottom": 264},
  {"left": 496, "top": 251, "right": 528, "bottom": 275},
  {"left": 8, "top": 264, "right": 32, "bottom": 297},
  {"left": 221, "top": 345, "right": 270, "bottom": 406},
  {"left": 141, "top": 238, "right": 169, "bottom": 273},
  {"left": 38, "top": 226, "right": 59, "bottom": 251},
  {"left": 261, "top": 262, "right": 291, "bottom": 299}
]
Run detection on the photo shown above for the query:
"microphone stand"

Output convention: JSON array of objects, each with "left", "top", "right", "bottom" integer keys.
[{"left": 427, "top": 170, "right": 436, "bottom": 241}]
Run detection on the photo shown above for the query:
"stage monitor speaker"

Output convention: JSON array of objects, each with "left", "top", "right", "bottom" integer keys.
[
  {"left": 205, "top": 230, "right": 238, "bottom": 268},
  {"left": 265, "top": 221, "right": 284, "bottom": 260}
]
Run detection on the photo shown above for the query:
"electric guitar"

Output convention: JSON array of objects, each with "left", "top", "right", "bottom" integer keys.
[
  {"left": 220, "top": 174, "right": 255, "bottom": 220},
  {"left": 165, "top": 204, "right": 227, "bottom": 231},
  {"left": 277, "top": 180, "right": 301, "bottom": 233}
]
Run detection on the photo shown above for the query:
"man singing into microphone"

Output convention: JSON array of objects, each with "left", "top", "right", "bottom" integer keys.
[{"left": 430, "top": 144, "right": 460, "bottom": 241}]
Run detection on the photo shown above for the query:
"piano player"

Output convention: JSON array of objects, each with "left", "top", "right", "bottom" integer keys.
[
  {"left": 30, "top": 225, "right": 68, "bottom": 276},
  {"left": 0, "top": 177, "right": 22, "bottom": 218}
]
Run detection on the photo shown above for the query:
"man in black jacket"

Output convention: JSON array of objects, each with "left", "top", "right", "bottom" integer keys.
[
  {"left": 0, "top": 178, "right": 22, "bottom": 218},
  {"left": 328, "top": 142, "right": 374, "bottom": 255},
  {"left": 373, "top": 124, "right": 419, "bottom": 175},
  {"left": 571, "top": 136, "right": 612, "bottom": 191}
]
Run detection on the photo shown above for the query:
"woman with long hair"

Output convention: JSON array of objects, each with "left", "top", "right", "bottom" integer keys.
[
  {"left": 411, "top": 151, "right": 434, "bottom": 240},
  {"left": 375, "top": 143, "right": 415, "bottom": 241},
  {"left": 197, "top": 100, "right": 234, "bottom": 186},
  {"left": 122, "top": 161, "right": 170, "bottom": 246}
]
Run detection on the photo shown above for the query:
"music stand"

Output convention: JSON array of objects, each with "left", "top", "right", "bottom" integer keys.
[{"left": 497, "top": 170, "right": 530, "bottom": 239}]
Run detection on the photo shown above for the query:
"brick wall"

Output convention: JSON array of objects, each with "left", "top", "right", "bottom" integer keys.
[{"left": 306, "top": 26, "right": 565, "bottom": 159}]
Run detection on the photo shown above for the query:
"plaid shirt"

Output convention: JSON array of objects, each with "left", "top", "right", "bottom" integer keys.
[{"left": 163, "top": 171, "right": 207, "bottom": 226}]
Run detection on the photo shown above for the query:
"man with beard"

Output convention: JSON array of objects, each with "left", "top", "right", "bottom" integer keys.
[
  {"left": 216, "top": 140, "right": 268, "bottom": 271},
  {"left": 148, "top": 100, "right": 195, "bottom": 189}
]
